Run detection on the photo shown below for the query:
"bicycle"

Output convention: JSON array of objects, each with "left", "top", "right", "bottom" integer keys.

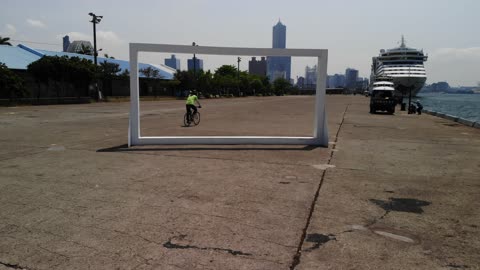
[{"left": 184, "top": 106, "right": 201, "bottom": 126}]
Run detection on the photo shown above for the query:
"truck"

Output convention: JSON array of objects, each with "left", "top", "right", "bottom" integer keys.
[{"left": 369, "top": 81, "right": 396, "bottom": 114}]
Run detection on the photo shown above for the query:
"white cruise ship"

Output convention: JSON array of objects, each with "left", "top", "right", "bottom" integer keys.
[{"left": 370, "top": 36, "right": 428, "bottom": 97}]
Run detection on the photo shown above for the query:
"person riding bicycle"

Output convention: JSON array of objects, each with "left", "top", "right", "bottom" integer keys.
[{"left": 186, "top": 90, "right": 201, "bottom": 122}]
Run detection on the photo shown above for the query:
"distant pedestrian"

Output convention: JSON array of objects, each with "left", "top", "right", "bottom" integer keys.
[{"left": 415, "top": 100, "right": 423, "bottom": 115}]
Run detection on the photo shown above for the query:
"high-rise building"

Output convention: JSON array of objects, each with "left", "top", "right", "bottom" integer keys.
[
  {"left": 356, "top": 77, "right": 369, "bottom": 90},
  {"left": 345, "top": 68, "right": 359, "bottom": 89},
  {"left": 328, "top": 74, "right": 346, "bottom": 88},
  {"left": 267, "top": 20, "right": 291, "bottom": 82},
  {"left": 305, "top": 65, "right": 317, "bottom": 88},
  {"left": 272, "top": 20, "right": 286, "bottom": 48},
  {"left": 248, "top": 57, "right": 267, "bottom": 76},
  {"left": 187, "top": 58, "right": 203, "bottom": 71},
  {"left": 62, "top": 35, "right": 70, "bottom": 52},
  {"left": 165, "top": 54, "right": 180, "bottom": 70}
]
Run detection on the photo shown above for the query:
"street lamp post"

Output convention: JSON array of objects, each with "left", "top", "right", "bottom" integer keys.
[
  {"left": 237, "top": 57, "right": 241, "bottom": 96},
  {"left": 192, "top": 42, "right": 198, "bottom": 89},
  {"left": 88, "top": 12, "right": 103, "bottom": 66},
  {"left": 89, "top": 12, "right": 102, "bottom": 100}
]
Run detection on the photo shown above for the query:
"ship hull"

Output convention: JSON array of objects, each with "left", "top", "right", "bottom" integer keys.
[{"left": 391, "top": 76, "right": 427, "bottom": 97}]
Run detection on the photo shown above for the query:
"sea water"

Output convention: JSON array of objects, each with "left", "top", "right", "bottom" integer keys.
[{"left": 416, "top": 93, "right": 480, "bottom": 122}]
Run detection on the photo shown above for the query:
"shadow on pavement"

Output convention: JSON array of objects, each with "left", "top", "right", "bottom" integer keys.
[{"left": 97, "top": 144, "right": 320, "bottom": 152}]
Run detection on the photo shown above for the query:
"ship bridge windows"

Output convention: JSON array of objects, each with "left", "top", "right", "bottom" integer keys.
[
  {"left": 382, "top": 61, "right": 424, "bottom": 65},
  {"left": 383, "top": 51, "right": 422, "bottom": 56},
  {"left": 379, "top": 57, "right": 425, "bottom": 61}
]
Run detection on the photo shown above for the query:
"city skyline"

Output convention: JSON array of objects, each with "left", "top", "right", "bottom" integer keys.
[{"left": 1, "top": 0, "right": 479, "bottom": 86}]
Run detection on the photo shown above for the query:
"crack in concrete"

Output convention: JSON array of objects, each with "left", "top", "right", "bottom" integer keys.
[
  {"left": 163, "top": 235, "right": 252, "bottom": 256},
  {"left": 365, "top": 209, "right": 391, "bottom": 228},
  {"left": 289, "top": 104, "right": 350, "bottom": 270}
]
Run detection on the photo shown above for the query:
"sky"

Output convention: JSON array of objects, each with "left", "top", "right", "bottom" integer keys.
[{"left": 1, "top": 0, "right": 479, "bottom": 86}]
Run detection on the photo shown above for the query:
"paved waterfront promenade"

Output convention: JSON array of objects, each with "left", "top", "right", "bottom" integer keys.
[{"left": 0, "top": 96, "right": 479, "bottom": 269}]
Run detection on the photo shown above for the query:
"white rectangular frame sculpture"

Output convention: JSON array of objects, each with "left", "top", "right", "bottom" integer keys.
[{"left": 128, "top": 43, "right": 328, "bottom": 147}]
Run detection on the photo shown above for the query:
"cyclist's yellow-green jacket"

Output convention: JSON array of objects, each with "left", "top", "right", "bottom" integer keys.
[{"left": 186, "top": 95, "right": 198, "bottom": 105}]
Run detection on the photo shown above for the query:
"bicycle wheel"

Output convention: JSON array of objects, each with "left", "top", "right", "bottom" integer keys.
[
  {"left": 184, "top": 113, "right": 190, "bottom": 126},
  {"left": 192, "top": 112, "right": 201, "bottom": 125}
]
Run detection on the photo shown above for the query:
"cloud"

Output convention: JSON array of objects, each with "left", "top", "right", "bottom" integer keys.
[
  {"left": 96, "top": 31, "right": 122, "bottom": 43},
  {"left": 431, "top": 47, "right": 480, "bottom": 61},
  {"left": 58, "top": 31, "right": 123, "bottom": 44},
  {"left": 26, "top": 19, "right": 47, "bottom": 28},
  {"left": 4, "top": 24, "right": 16, "bottom": 35},
  {"left": 427, "top": 47, "right": 480, "bottom": 85}
]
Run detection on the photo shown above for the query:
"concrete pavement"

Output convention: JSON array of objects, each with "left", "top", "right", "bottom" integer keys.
[
  {"left": 297, "top": 99, "right": 480, "bottom": 270},
  {"left": 0, "top": 96, "right": 479, "bottom": 269}
]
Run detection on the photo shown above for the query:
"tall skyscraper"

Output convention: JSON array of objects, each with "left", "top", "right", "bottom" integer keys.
[
  {"left": 165, "top": 54, "right": 180, "bottom": 70},
  {"left": 267, "top": 20, "right": 291, "bottom": 81},
  {"left": 272, "top": 20, "right": 286, "bottom": 49},
  {"left": 62, "top": 35, "right": 70, "bottom": 52}
]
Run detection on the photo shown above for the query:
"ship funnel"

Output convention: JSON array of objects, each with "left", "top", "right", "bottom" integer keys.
[{"left": 400, "top": 35, "right": 406, "bottom": 48}]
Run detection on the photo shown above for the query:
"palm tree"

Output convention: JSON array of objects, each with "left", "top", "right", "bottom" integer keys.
[{"left": 0, "top": 36, "right": 12, "bottom": 46}]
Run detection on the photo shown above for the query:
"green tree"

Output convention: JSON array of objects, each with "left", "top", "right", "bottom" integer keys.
[
  {"left": 174, "top": 70, "right": 194, "bottom": 94},
  {"left": 0, "top": 62, "right": 28, "bottom": 102},
  {"left": 214, "top": 65, "right": 239, "bottom": 96},
  {"left": 68, "top": 57, "right": 96, "bottom": 97},
  {"left": 171, "top": 64, "right": 271, "bottom": 98},
  {"left": 27, "top": 56, "right": 53, "bottom": 100},
  {"left": 250, "top": 78, "right": 263, "bottom": 96},
  {"left": 196, "top": 70, "right": 214, "bottom": 96},
  {"left": 139, "top": 67, "right": 161, "bottom": 78},
  {"left": 215, "top": 65, "right": 237, "bottom": 77},
  {"left": 273, "top": 77, "right": 291, "bottom": 96},
  {"left": 119, "top": 69, "right": 130, "bottom": 78},
  {"left": 99, "top": 61, "right": 120, "bottom": 76},
  {"left": 0, "top": 36, "right": 12, "bottom": 46},
  {"left": 49, "top": 56, "right": 71, "bottom": 99},
  {"left": 99, "top": 60, "right": 121, "bottom": 96},
  {"left": 28, "top": 56, "right": 96, "bottom": 100},
  {"left": 261, "top": 76, "right": 272, "bottom": 95}
]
